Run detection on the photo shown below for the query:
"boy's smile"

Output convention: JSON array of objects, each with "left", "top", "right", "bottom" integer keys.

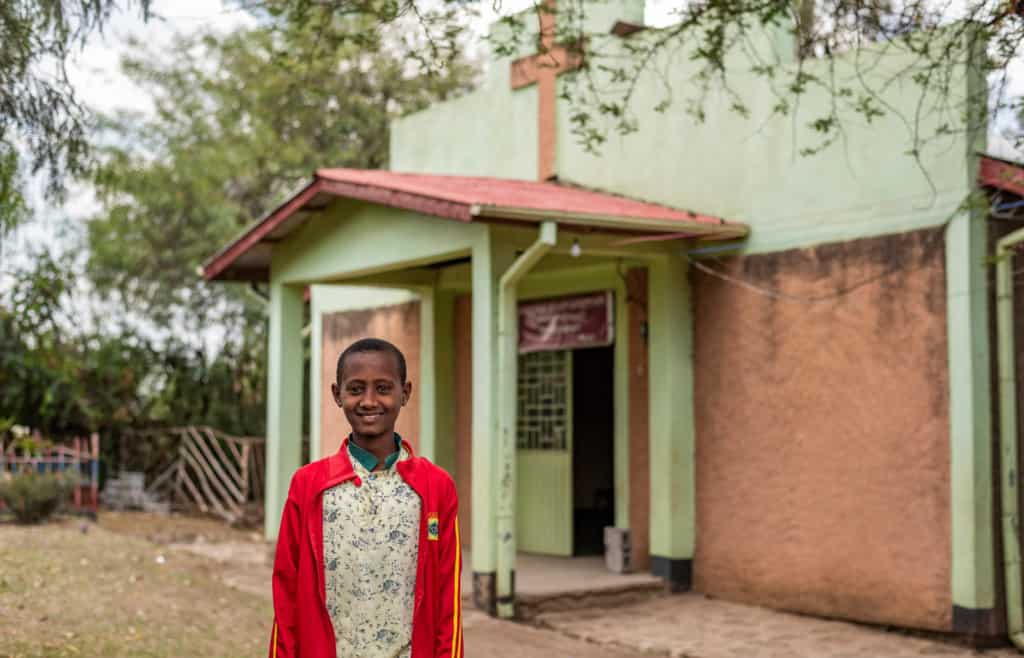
[{"left": 331, "top": 350, "right": 412, "bottom": 444}]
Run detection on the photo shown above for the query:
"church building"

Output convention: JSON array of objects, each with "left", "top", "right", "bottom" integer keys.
[{"left": 203, "top": 1, "right": 1024, "bottom": 641}]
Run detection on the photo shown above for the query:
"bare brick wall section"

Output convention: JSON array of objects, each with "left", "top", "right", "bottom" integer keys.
[
  {"left": 454, "top": 294, "right": 474, "bottom": 550},
  {"left": 691, "top": 228, "right": 952, "bottom": 632},
  {"left": 626, "top": 269, "right": 651, "bottom": 571},
  {"left": 320, "top": 302, "right": 421, "bottom": 459}
]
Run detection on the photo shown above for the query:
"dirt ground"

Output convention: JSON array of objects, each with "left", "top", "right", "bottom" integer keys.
[
  {"left": 6, "top": 510, "right": 1003, "bottom": 658},
  {"left": 0, "top": 515, "right": 269, "bottom": 658},
  {"left": 0, "top": 512, "right": 647, "bottom": 658},
  {"left": 98, "top": 510, "right": 263, "bottom": 545}
]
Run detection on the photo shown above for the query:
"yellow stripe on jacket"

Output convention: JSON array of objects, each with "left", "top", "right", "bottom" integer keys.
[{"left": 451, "top": 518, "right": 461, "bottom": 658}]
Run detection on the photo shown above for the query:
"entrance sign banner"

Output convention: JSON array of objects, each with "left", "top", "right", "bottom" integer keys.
[{"left": 518, "top": 291, "right": 613, "bottom": 353}]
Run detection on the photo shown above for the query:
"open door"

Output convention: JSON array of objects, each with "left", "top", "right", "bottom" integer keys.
[
  {"left": 572, "top": 345, "right": 615, "bottom": 556},
  {"left": 516, "top": 349, "right": 573, "bottom": 556}
]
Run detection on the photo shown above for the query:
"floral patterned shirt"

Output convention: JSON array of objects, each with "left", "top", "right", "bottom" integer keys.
[{"left": 323, "top": 444, "right": 421, "bottom": 658}]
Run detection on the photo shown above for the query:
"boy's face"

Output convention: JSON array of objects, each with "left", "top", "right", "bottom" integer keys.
[{"left": 331, "top": 350, "right": 412, "bottom": 441}]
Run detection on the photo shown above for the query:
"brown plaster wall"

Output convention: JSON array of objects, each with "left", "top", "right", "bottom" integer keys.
[
  {"left": 691, "top": 228, "right": 952, "bottom": 632},
  {"left": 320, "top": 302, "right": 421, "bottom": 459},
  {"left": 626, "top": 269, "right": 651, "bottom": 571},
  {"left": 454, "top": 294, "right": 474, "bottom": 550}
]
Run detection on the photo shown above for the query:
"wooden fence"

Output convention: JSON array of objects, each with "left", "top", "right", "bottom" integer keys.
[
  {"left": 137, "top": 427, "right": 264, "bottom": 524},
  {"left": 0, "top": 433, "right": 101, "bottom": 514}
]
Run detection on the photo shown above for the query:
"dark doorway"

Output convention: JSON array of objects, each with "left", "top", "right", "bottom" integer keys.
[{"left": 572, "top": 345, "right": 615, "bottom": 556}]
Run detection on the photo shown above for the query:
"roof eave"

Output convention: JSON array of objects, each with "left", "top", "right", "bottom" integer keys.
[
  {"left": 979, "top": 155, "right": 1024, "bottom": 198},
  {"left": 471, "top": 204, "right": 750, "bottom": 240},
  {"left": 203, "top": 178, "right": 325, "bottom": 282}
]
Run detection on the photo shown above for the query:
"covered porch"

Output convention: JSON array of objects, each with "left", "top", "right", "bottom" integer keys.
[{"left": 203, "top": 168, "right": 747, "bottom": 615}]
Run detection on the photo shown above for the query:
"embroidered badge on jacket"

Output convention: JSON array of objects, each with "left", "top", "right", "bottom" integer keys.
[{"left": 427, "top": 513, "right": 439, "bottom": 541}]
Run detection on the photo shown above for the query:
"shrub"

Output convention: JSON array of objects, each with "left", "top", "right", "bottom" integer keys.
[{"left": 0, "top": 469, "right": 79, "bottom": 523}]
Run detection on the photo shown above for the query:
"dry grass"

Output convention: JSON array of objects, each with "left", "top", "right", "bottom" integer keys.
[
  {"left": 97, "top": 511, "right": 263, "bottom": 546},
  {"left": 0, "top": 515, "right": 271, "bottom": 658}
]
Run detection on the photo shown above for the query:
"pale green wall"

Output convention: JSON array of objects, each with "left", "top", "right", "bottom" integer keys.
[
  {"left": 311, "top": 284, "right": 417, "bottom": 314},
  {"left": 392, "top": 18, "right": 979, "bottom": 255},
  {"left": 390, "top": 63, "right": 538, "bottom": 178},
  {"left": 577, "top": 0, "right": 644, "bottom": 33},
  {"left": 556, "top": 30, "right": 978, "bottom": 254},
  {"left": 273, "top": 200, "right": 483, "bottom": 284},
  {"left": 557, "top": 29, "right": 978, "bottom": 253}
]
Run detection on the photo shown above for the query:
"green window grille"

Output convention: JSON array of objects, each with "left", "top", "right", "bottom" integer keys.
[{"left": 517, "top": 350, "right": 570, "bottom": 451}]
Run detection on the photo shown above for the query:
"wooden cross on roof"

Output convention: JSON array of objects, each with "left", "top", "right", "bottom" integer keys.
[{"left": 509, "top": 1, "right": 584, "bottom": 182}]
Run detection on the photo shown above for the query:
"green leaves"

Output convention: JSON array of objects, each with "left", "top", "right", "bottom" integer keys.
[
  {"left": 0, "top": 1, "right": 151, "bottom": 206},
  {"left": 0, "top": 469, "right": 79, "bottom": 524},
  {"left": 0, "top": 143, "right": 27, "bottom": 239},
  {"left": 0, "top": 249, "right": 269, "bottom": 440},
  {"left": 85, "top": 20, "right": 475, "bottom": 327}
]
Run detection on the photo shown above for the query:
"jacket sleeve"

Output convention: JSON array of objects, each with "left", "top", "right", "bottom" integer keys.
[
  {"left": 435, "top": 476, "right": 464, "bottom": 658},
  {"left": 269, "top": 473, "right": 302, "bottom": 658}
]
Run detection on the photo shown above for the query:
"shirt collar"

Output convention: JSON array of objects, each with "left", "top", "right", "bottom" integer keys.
[{"left": 347, "top": 433, "right": 403, "bottom": 473}]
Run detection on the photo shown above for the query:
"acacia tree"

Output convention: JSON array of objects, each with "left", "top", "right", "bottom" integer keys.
[
  {"left": 0, "top": 0, "right": 149, "bottom": 237},
  {"left": 86, "top": 18, "right": 475, "bottom": 353}
]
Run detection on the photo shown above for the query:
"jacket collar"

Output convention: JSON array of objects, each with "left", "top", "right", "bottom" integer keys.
[{"left": 322, "top": 435, "right": 417, "bottom": 493}]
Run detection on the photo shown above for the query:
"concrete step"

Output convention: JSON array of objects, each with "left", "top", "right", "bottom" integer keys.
[{"left": 516, "top": 581, "right": 665, "bottom": 621}]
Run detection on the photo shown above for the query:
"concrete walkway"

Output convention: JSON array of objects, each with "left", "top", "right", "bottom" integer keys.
[
  {"left": 464, "top": 608, "right": 649, "bottom": 657},
  {"left": 535, "top": 594, "right": 1022, "bottom": 658},
  {"left": 460, "top": 551, "right": 662, "bottom": 599}
]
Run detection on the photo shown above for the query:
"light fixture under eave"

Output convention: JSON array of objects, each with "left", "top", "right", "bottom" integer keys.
[{"left": 570, "top": 239, "right": 582, "bottom": 258}]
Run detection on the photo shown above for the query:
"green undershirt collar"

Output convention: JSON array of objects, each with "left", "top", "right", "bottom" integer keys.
[{"left": 348, "top": 433, "right": 402, "bottom": 472}]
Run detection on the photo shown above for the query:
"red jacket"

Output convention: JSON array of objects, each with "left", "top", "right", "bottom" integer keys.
[{"left": 269, "top": 439, "right": 464, "bottom": 658}]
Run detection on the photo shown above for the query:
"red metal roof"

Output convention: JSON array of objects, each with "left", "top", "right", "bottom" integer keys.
[
  {"left": 316, "top": 169, "right": 732, "bottom": 225},
  {"left": 979, "top": 155, "right": 1024, "bottom": 197},
  {"left": 203, "top": 169, "right": 749, "bottom": 282}
]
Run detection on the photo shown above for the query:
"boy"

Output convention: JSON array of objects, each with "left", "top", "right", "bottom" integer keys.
[{"left": 270, "top": 338, "right": 463, "bottom": 658}]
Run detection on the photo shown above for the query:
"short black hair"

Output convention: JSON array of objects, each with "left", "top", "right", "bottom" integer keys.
[{"left": 336, "top": 338, "right": 407, "bottom": 384}]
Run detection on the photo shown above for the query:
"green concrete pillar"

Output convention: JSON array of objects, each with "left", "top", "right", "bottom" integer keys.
[
  {"left": 948, "top": 31, "right": 998, "bottom": 635},
  {"left": 418, "top": 287, "right": 437, "bottom": 462},
  {"left": 433, "top": 288, "right": 457, "bottom": 476},
  {"left": 265, "top": 281, "right": 305, "bottom": 541},
  {"left": 470, "top": 229, "right": 516, "bottom": 613},
  {"left": 647, "top": 255, "right": 695, "bottom": 591},
  {"left": 947, "top": 205, "right": 996, "bottom": 634},
  {"left": 308, "top": 287, "right": 324, "bottom": 464},
  {"left": 416, "top": 284, "right": 455, "bottom": 473}
]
